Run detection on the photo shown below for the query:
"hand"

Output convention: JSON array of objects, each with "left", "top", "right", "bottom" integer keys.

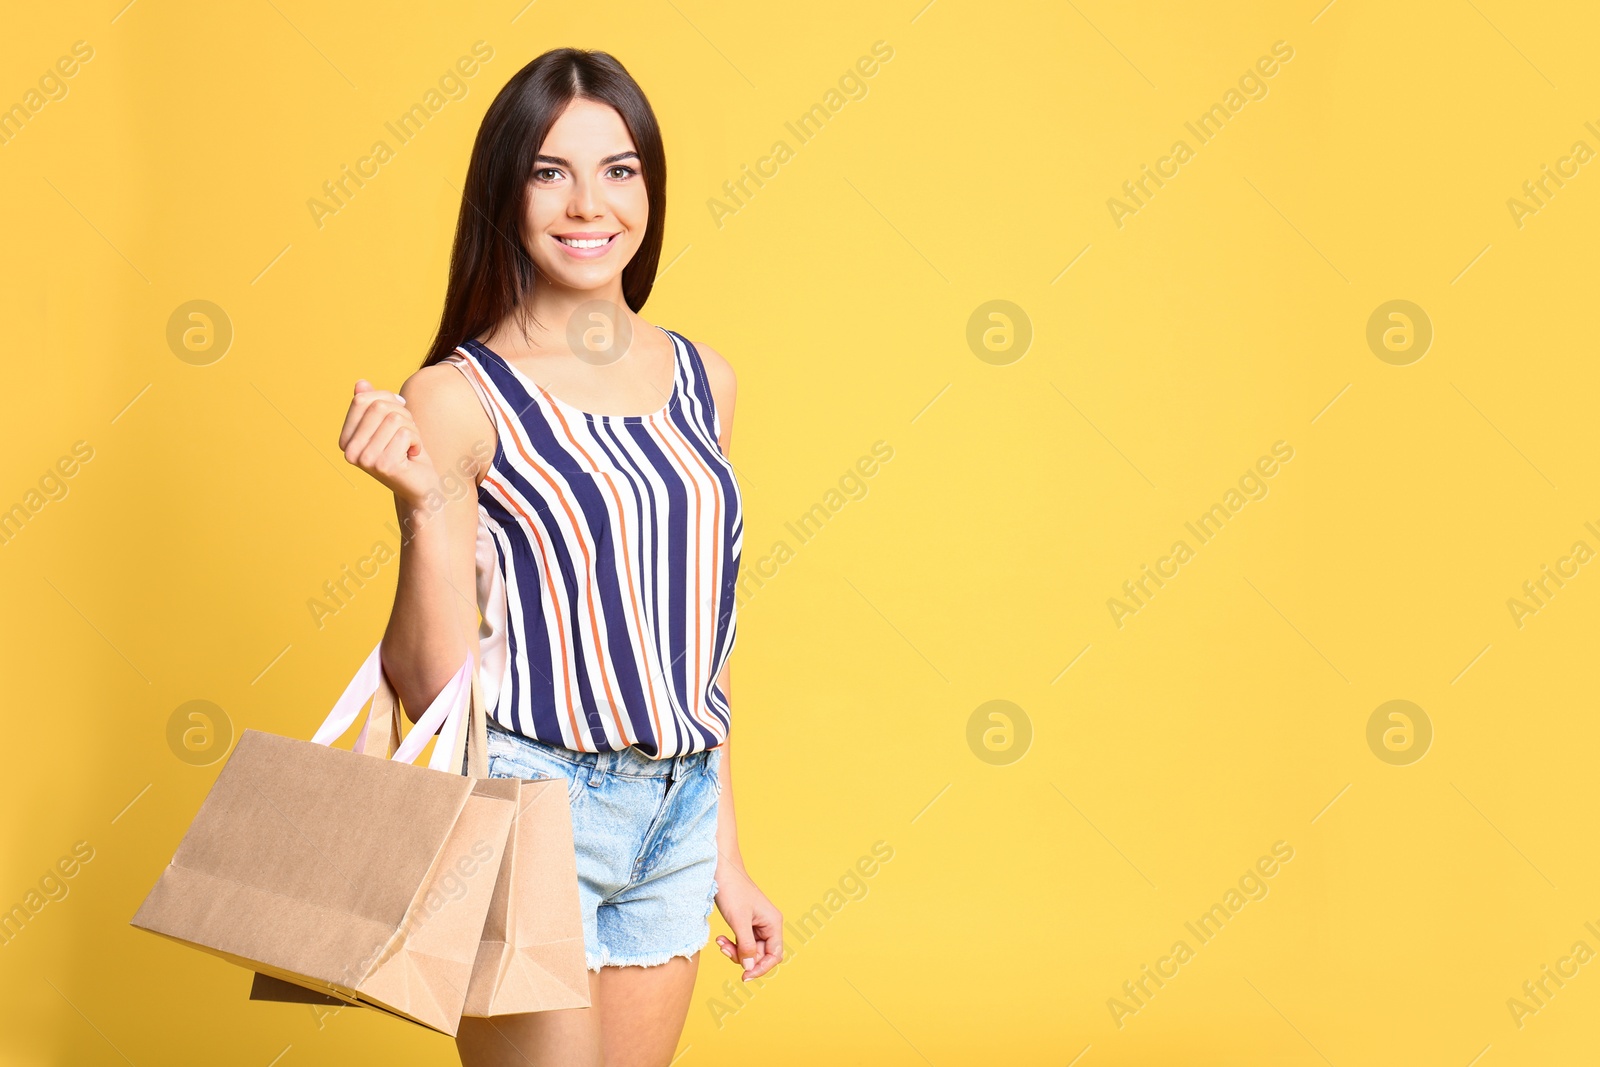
[
  {"left": 337, "top": 380, "right": 438, "bottom": 507},
  {"left": 712, "top": 862, "right": 782, "bottom": 981}
]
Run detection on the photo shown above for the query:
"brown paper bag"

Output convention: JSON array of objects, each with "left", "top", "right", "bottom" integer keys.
[
  {"left": 252, "top": 659, "right": 591, "bottom": 1020},
  {"left": 460, "top": 673, "right": 590, "bottom": 1016},
  {"left": 132, "top": 647, "right": 513, "bottom": 1036}
]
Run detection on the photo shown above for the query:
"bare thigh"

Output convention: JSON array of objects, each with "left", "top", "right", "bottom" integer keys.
[
  {"left": 454, "top": 952, "right": 700, "bottom": 1067},
  {"left": 598, "top": 951, "right": 701, "bottom": 1067}
]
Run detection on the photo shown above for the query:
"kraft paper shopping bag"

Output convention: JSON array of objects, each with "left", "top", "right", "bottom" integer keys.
[
  {"left": 459, "top": 674, "right": 590, "bottom": 1017},
  {"left": 254, "top": 666, "right": 592, "bottom": 1019},
  {"left": 132, "top": 645, "right": 514, "bottom": 1036}
]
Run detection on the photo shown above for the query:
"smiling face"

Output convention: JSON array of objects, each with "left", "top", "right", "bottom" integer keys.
[{"left": 522, "top": 96, "right": 647, "bottom": 293}]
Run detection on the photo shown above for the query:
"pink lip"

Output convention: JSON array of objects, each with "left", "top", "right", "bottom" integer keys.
[{"left": 551, "top": 232, "right": 619, "bottom": 260}]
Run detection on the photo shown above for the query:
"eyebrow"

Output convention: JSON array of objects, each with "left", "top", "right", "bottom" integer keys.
[{"left": 535, "top": 151, "right": 641, "bottom": 167}]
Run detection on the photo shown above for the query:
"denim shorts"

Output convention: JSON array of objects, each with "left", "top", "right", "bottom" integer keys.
[{"left": 483, "top": 715, "right": 723, "bottom": 970}]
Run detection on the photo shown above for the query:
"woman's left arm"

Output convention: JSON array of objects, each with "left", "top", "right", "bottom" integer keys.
[
  {"left": 698, "top": 339, "right": 783, "bottom": 982},
  {"left": 710, "top": 667, "right": 783, "bottom": 980}
]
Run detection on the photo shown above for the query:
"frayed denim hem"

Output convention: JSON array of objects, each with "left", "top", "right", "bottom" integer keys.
[
  {"left": 587, "top": 880, "right": 718, "bottom": 971},
  {"left": 587, "top": 936, "right": 709, "bottom": 971}
]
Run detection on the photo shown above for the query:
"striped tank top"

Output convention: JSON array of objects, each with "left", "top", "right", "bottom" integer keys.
[{"left": 443, "top": 326, "right": 742, "bottom": 758}]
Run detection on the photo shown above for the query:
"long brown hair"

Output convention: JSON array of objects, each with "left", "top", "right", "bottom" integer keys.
[{"left": 421, "top": 48, "right": 666, "bottom": 368}]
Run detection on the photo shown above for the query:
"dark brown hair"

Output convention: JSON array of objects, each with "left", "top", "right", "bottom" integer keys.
[{"left": 420, "top": 48, "right": 666, "bottom": 368}]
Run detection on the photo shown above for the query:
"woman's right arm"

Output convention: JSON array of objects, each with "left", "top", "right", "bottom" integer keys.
[{"left": 337, "top": 367, "right": 494, "bottom": 722}]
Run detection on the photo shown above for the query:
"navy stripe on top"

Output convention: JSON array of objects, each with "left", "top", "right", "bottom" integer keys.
[{"left": 445, "top": 326, "right": 742, "bottom": 758}]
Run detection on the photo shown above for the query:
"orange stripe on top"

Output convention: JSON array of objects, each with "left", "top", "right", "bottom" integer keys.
[
  {"left": 452, "top": 356, "right": 591, "bottom": 749},
  {"left": 655, "top": 418, "right": 722, "bottom": 738},
  {"left": 446, "top": 328, "right": 741, "bottom": 758},
  {"left": 531, "top": 390, "right": 658, "bottom": 748}
]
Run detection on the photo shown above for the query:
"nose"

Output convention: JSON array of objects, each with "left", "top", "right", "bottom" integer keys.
[{"left": 568, "top": 173, "right": 602, "bottom": 219}]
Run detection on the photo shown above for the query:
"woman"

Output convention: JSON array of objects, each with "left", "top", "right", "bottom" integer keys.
[{"left": 336, "top": 48, "right": 781, "bottom": 1066}]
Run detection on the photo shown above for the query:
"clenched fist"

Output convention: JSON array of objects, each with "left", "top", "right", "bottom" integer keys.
[{"left": 338, "top": 379, "right": 439, "bottom": 507}]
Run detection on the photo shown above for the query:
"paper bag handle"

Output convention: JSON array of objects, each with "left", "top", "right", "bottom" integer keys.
[{"left": 312, "top": 643, "right": 487, "bottom": 776}]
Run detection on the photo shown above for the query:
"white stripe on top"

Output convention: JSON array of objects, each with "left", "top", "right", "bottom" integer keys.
[{"left": 444, "top": 326, "right": 743, "bottom": 758}]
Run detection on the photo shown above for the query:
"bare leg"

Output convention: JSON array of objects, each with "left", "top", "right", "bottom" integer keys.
[
  {"left": 455, "top": 968, "right": 605, "bottom": 1066},
  {"left": 453, "top": 952, "right": 700, "bottom": 1066},
  {"left": 597, "top": 951, "right": 702, "bottom": 1067}
]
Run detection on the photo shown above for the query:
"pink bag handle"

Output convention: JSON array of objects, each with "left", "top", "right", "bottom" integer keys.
[{"left": 312, "top": 642, "right": 474, "bottom": 773}]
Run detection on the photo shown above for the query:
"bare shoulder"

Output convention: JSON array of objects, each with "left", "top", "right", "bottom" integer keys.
[
  {"left": 687, "top": 338, "right": 737, "bottom": 451},
  {"left": 399, "top": 362, "right": 497, "bottom": 479},
  {"left": 690, "top": 338, "right": 736, "bottom": 407},
  {"left": 398, "top": 362, "right": 484, "bottom": 428},
  {"left": 400, "top": 359, "right": 471, "bottom": 397},
  {"left": 692, "top": 338, "right": 735, "bottom": 384}
]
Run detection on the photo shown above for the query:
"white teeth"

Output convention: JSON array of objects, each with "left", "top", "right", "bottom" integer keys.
[{"left": 558, "top": 236, "right": 611, "bottom": 249}]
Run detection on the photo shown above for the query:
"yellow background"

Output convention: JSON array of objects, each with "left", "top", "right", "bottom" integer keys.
[{"left": 3, "top": 0, "right": 1597, "bottom": 1063}]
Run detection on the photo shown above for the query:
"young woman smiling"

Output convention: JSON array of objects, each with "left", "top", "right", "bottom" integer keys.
[{"left": 336, "top": 48, "right": 781, "bottom": 1067}]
